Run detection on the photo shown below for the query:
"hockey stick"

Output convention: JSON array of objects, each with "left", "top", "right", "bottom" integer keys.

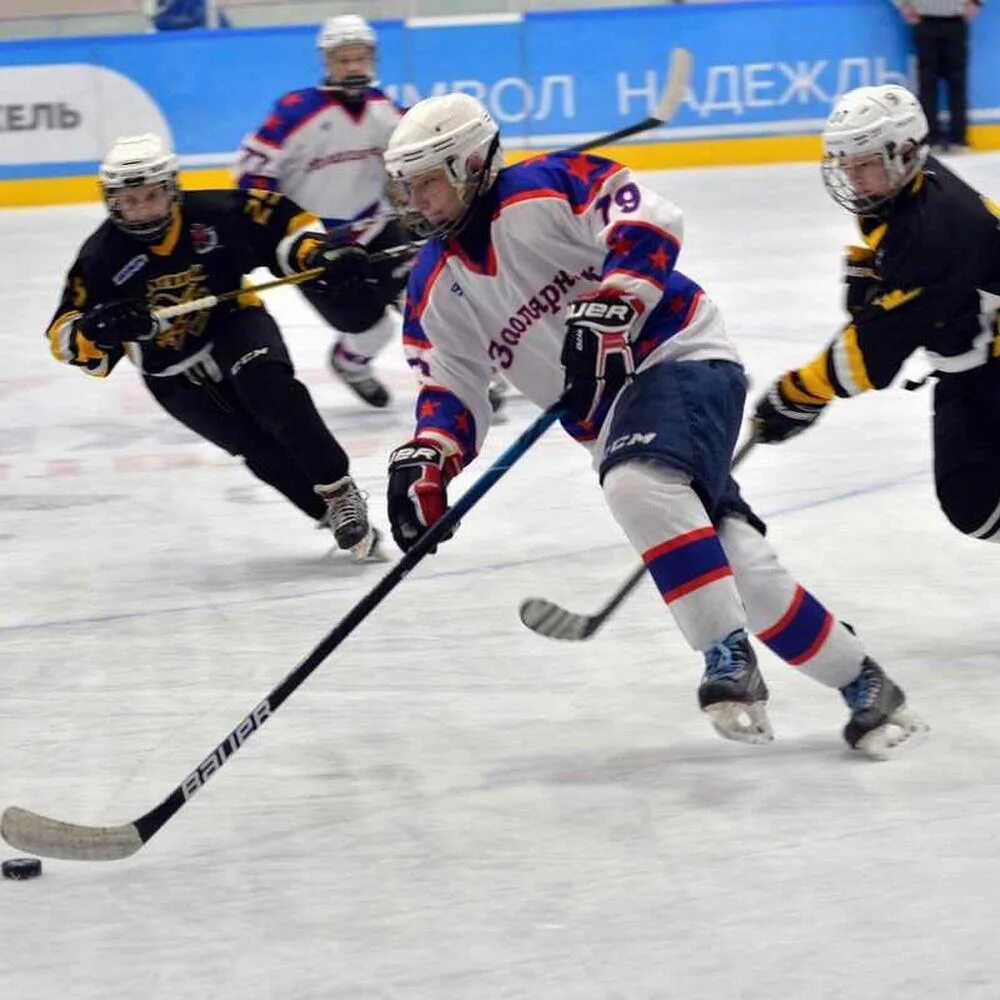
[
  {"left": 1, "top": 399, "right": 567, "bottom": 862},
  {"left": 563, "top": 47, "right": 693, "bottom": 153},
  {"left": 151, "top": 243, "right": 413, "bottom": 325},
  {"left": 519, "top": 435, "right": 758, "bottom": 641}
]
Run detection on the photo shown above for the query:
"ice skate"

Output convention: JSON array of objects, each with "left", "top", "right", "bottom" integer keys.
[
  {"left": 330, "top": 344, "right": 390, "bottom": 409},
  {"left": 839, "top": 658, "right": 928, "bottom": 760},
  {"left": 315, "top": 476, "right": 383, "bottom": 560},
  {"left": 698, "top": 629, "right": 773, "bottom": 745}
]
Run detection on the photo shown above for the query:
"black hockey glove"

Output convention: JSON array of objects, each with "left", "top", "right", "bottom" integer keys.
[
  {"left": 305, "top": 237, "right": 376, "bottom": 302},
  {"left": 76, "top": 300, "right": 157, "bottom": 351},
  {"left": 752, "top": 379, "right": 826, "bottom": 444},
  {"left": 387, "top": 439, "right": 461, "bottom": 553},
  {"left": 560, "top": 290, "right": 641, "bottom": 425}
]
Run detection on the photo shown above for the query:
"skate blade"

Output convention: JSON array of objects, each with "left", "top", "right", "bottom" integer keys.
[
  {"left": 351, "top": 526, "right": 386, "bottom": 563},
  {"left": 704, "top": 701, "right": 774, "bottom": 745},
  {"left": 854, "top": 707, "right": 930, "bottom": 761}
]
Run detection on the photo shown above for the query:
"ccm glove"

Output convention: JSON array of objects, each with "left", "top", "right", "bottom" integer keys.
[
  {"left": 387, "top": 439, "right": 462, "bottom": 552},
  {"left": 76, "top": 300, "right": 157, "bottom": 351},
  {"left": 752, "top": 379, "right": 826, "bottom": 443},
  {"left": 560, "top": 290, "right": 641, "bottom": 424}
]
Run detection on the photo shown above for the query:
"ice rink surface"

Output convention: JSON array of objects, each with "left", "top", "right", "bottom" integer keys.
[{"left": 2, "top": 154, "right": 999, "bottom": 999}]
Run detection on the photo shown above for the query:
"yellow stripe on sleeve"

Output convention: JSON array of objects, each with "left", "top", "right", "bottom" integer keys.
[
  {"left": 860, "top": 222, "right": 887, "bottom": 251},
  {"left": 287, "top": 210, "right": 321, "bottom": 236},
  {"left": 47, "top": 311, "right": 77, "bottom": 361},
  {"left": 872, "top": 287, "right": 922, "bottom": 311},
  {"left": 785, "top": 350, "right": 836, "bottom": 403},
  {"left": 839, "top": 324, "right": 875, "bottom": 394},
  {"left": 75, "top": 333, "right": 106, "bottom": 364}
]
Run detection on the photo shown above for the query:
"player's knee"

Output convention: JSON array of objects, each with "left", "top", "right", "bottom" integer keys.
[
  {"left": 601, "top": 459, "right": 689, "bottom": 515},
  {"left": 234, "top": 361, "right": 302, "bottom": 422},
  {"left": 937, "top": 471, "right": 1000, "bottom": 539}
]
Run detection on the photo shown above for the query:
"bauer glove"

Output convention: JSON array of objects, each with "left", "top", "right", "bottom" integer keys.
[
  {"left": 560, "top": 289, "right": 641, "bottom": 425},
  {"left": 387, "top": 439, "right": 462, "bottom": 553}
]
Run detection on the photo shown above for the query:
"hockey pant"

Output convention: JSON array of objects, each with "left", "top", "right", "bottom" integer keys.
[
  {"left": 299, "top": 219, "right": 411, "bottom": 370},
  {"left": 933, "top": 357, "right": 1000, "bottom": 541},
  {"left": 144, "top": 307, "right": 350, "bottom": 521}
]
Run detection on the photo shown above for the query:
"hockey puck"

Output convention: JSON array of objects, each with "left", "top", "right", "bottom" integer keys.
[{"left": 2, "top": 857, "right": 42, "bottom": 880}]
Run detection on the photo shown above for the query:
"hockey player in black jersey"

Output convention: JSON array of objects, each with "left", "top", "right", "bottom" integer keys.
[
  {"left": 46, "top": 133, "right": 382, "bottom": 559},
  {"left": 754, "top": 84, "right": 1000, "bottom": 543}
]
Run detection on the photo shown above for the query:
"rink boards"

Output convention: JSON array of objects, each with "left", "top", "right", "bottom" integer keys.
[{"left": 3, "top": 0, "right": 1000, "bottom": 206}]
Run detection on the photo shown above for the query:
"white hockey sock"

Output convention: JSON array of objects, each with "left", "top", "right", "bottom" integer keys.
[
  {"left": 602, "top": 460, "right": 745, "bottom": 652},
  {"left": 718, "top": 516, "right": 865, "bottom": 688},
  {"left": 333, "top": 309, "right": 399, "bottom": 372}
]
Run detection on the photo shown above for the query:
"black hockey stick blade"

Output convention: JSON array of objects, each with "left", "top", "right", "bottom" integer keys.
[
  {"left": 1, "top": 399, "right": 569, "bottom": 862},
  {"left": 519, "top": 436, "right": 757, "bottom": 642},
  {"left": 563, "top": 47, "right": 693, "bottom": 154}
]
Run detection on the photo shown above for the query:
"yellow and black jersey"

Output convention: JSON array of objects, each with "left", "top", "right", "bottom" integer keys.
[
  {"left": 46, "top": 188, "right": 324, "bottom": 378},
  {"left": 782, "top": 155, "right": 1000, "bottom": 407}
]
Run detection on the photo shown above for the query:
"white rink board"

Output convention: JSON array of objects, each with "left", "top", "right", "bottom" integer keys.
[{"left": 1, "top": 157, "right": 999, "bottom": 1000}]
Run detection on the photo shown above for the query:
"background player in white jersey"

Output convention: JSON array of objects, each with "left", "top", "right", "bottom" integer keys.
[
  {"left": 365, "top": 93, "right": 926, "bottom": 758},
  {"left": 235, "top": 13, "right": 408, "bottom": 408}
]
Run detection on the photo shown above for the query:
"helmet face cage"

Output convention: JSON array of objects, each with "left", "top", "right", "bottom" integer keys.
[
  {"left": 821, "top": 85, "right": 929, "bottom": 215},
  {"left": 385, "top": 99, "right": 502, "bottom": 239},
  {"left": 100, "top": 136, "right": 180, "bottom": 241},
  {"left": 317, "top": 15, "right": 377, "bottom": 97}
]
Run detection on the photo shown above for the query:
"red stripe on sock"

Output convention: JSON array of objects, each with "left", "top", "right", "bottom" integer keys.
[
  {"left": 757, "top": 585, "right": 806, "bottom": 643},
  {"left": 787, "top": 612, "right": 834, "bottom": 666},
  {"left": 644, "top": 526, "right": 716, "bottom": 563},
  {"left": 662, "top": 565, "right": 733, "bottom": 603}
]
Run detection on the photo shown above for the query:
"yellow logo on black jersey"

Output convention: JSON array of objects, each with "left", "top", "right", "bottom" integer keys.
[{"left": 146, "top": 264, "right": 211, "bottom": 350}]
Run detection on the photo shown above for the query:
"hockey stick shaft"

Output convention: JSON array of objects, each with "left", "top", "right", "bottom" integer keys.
[
  {"left": 563, "top": 48, "right": 692, "bottom": 153},
  {"left": 0, "top": 398, "right": 566, "bottom": 861},
  {"left": 519, "top": 435, "right": 757, "bottom": 641},
  {"left": 151, "top": 241, "right": 416, "bottom": 323}
]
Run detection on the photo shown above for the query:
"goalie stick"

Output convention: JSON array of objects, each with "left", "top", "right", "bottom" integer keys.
[
  {"left": 519, "top": 436, "right": 757, "bottom": 641},
  {"left": 0, "top": 399, "right": 568, "bottom": 862}
]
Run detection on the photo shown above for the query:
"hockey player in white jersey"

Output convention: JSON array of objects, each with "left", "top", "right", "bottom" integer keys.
[
  {"left": 235, "top": 14, "right": 408, "bottom": 408},
  {"left": 365, "top": 92, "right": 927, "bottom": 758}
]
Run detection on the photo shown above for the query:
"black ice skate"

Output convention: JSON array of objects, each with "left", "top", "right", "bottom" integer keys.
[
  {"left": 315, "top": 476, "right": 382, "bottom": 561},
  {"left": 698, "top": 629, "right": 773, "bottom": 744},
  {"left": 839, "top": 658, "right": 929, "bottom": 759},
  {"left": 330, "top": 345, "right": 390, "bottom": 409}
]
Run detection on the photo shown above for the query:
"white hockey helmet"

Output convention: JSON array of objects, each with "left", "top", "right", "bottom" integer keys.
[
  {"left": 99, "top": 133, "right": 180, "bottom": 241},
  {"left": 316, "top": 14, "right": 377, "bottom": 96},
  {"left": 821, "top": 84, "right": 929, "bottom": 214},
  {"left": 383, "top": 92, "right": 503, "bottom": 238}
]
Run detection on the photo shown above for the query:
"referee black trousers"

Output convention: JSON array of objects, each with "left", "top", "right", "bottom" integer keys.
[{"left": 914, "top": 16, "right": 969, "bottom": 146}]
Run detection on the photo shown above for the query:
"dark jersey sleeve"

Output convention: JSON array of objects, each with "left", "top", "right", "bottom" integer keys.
[
  {"left": 45, "top": 250, "right": 125, "bottom": 379},
  {"left": 222, "top": 188, "right": 325, "bottom": 277},
  {"left": 780, "top": 175, "right": 989, "bottom": 406}
]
